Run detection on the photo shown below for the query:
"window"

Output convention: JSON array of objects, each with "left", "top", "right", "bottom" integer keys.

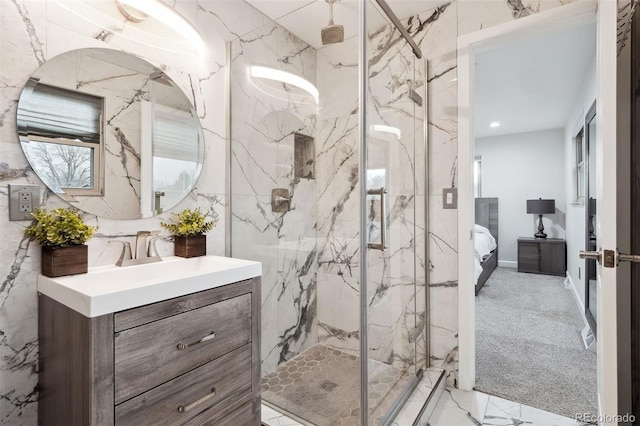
[
  {"left": 575, "top": 128, "right": 585, "bottom": 201},
  {"left": 474, "top": 156, "right": 482, "bottom": 198},
  {"left": 18, "top": 79, "right": 103, "bottom": 195}
]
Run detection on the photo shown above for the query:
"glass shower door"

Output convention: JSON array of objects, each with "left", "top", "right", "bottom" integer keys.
[{"left": 364, "top": 1, "right": 427, "bottom": 423}]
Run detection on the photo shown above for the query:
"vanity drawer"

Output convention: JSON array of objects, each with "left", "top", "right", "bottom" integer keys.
[
  {"left": 115, "top": 344, "right": 252, "bottom": 426},
  {"left": 197, "top": 393, "right": 253, "bottom": 426},
  {"left": 114, "top": 279, "right": 254, "bottom": 332},
  {"left": 114, "top": 293, "right": 251, "bottom": 403}
]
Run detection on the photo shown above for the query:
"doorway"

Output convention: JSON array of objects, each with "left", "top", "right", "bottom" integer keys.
[
  {"left": 469, "top": 16, "right": 597, "bottom": 417},
  {"left": 457, "top": 0, "right": 623, "bottom": 421}
]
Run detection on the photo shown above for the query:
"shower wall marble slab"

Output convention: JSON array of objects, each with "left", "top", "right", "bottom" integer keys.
[
  {"left": 0, "top": 0, "right": 272, "bottom": 424},
  {"left": 315, "top": 14, "right": 428, "bottom": 372},
  {"left": 315, "top": 36, "right": 361, "bottom": 354},
  {"left": 365, "top": 16, "right": 427, "bottom": 371},
  {"left": 229, "top": 22, "right": 318, "bottom": 376}
]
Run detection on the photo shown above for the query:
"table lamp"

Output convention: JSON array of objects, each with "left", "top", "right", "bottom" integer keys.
[{"left": 526, "top": 198, "right": 555, "bottom": 239}]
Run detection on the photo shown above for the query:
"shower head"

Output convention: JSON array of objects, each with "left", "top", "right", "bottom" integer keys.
[{"left": 321, "top": 0, "right": 344, "bottom": 45}]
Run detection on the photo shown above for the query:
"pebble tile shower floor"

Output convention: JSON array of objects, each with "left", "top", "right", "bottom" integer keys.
[{"left": 261, "top": 345, "right": 412, "bottom": 426}]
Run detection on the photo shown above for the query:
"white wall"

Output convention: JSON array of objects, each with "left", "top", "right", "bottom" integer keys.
[
  {"left": 475, "top": 128, "right": 566, "bottom": 266},
  {"left": 564, "top": 55, "right": 597, "bottom": 313}
]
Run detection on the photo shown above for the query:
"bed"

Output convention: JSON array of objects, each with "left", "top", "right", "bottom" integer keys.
[{"left": 475, "top": 197, "right": 498, "bottom": 295}]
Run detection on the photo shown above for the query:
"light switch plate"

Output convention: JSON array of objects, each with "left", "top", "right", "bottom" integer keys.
[
  {"left": 443, "top": 188, "right": 457, "bottom": 209},
  {"left": 8, "top": 184, "right": 41, "bottom": 221}
]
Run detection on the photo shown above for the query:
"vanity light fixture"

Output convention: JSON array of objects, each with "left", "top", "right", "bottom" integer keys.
[
  {"left": 489, "top": 121, "right": 501, "bottom": 128},
  {"left": 248, "top": 65, "right": 319, "bottom": 104},
  {"left": 116, "top": 0, "right": 206, "bottom": 55},
  {"left": 371, "top": 124, "right": 402, "bottom": 140}
]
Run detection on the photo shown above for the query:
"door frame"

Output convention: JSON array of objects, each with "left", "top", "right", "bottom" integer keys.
[{"left": 457, "top": 0, "right": 619, "bottom": 420}]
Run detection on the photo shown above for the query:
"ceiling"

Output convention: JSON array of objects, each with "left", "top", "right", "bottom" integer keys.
[
  {"left": 244, "top": 0, "right": 449, "bottom": 49},
  {"left": 474, "top": 20, "right": 596, "bottom": 138}
]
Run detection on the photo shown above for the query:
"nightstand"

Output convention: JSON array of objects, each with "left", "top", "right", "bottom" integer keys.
[{"left": 517, "top": 237, "right": 566, "bottom": 276}]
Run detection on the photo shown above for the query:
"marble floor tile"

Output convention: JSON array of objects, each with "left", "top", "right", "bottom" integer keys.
[
  {"left": 262, "top": 383, "right": 583, "bottom": 426},
  {"left": 262, "top": 403, "right": 305, "bottom": 426},
  {"left": 482, "top": 395, "right": 586, "bottom": 426},
  {"left": 391, "top": 368, "right": 443, "bottom": 426},
  {"left": 428, "top": 387, "right": 490, "bottom": 426},
  {"left": 428, "top": 388, "right": 588, "bottom": 426}
]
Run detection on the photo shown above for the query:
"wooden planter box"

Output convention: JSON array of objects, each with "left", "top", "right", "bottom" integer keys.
[
  {"left": 174, "top": 235, "right": 206, "bottom": 258},
  {"left": 41, "top": 245, "right": 88, "bottom": 278}
]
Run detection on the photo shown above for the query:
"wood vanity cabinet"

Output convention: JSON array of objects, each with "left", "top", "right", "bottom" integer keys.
[{"left": 38, "top": 277, "right": 261, "bottom": 426}]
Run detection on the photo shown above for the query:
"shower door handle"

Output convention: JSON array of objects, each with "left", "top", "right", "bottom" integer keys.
[{"left": 367, "top": 187, "right": 387, "bottom": 251}]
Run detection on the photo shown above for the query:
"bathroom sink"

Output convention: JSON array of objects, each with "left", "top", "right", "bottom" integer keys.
[{"left": 37, "top": 255, "right": 262, "bottom": 317}]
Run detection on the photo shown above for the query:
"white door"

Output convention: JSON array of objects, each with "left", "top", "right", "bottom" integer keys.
[{"left": 581, "top": 0, "right": 619, "bottom": 421}]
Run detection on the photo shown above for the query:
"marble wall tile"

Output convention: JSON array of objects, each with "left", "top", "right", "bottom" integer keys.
[
  {"left": 313, "top": 49, "right": 361, "bottom": 353},
  {"left": 457, "top": 0, "right": 579, "bottom": 36},
  {"left": 428, "top": 387, "right": 491, "bottom": 425},
  {"left": 316, "top": 270, "right": 360, "bottom": 355},
  {"left": 314, "top": 5, "right": 431, "bottom": 376},
  {"left": 316, "top": 37, "right": 358, "bottom": 121},
  {"left": 196, "top": 0, "right": 270, "bottom": 42},
  {"left": 315, "top": 111, "right": 361, "bottom": 355},
  {"left": 229, "top": 20, "right": 318, "bottom": 376}
]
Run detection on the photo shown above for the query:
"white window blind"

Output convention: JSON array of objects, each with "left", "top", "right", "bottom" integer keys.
[
  {"left": 152, "top": 108, "right": 200, "bottom": 162},
  {"left": 17, "top": 79, "right": 102, "bottom": 143}
]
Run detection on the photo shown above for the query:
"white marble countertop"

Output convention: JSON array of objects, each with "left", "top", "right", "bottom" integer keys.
[{"left": 37, "top": 255, "right": 262, "bottom": 318}]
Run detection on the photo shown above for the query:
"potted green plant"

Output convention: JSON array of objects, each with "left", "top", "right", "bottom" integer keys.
[
  {"left": 160, "top": 208, "right": 216, "bottom": 258},
  {"left": 25, "top": 208, "right": 96, "bottom": 278}
]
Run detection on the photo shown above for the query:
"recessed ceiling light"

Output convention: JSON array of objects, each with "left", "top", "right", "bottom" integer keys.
[{"left": 489, "top": 121, "right": 501, "bottom": 128}]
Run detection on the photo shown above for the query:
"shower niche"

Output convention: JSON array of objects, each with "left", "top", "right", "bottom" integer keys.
[{"left": 294, "top": 132, "right": 315, "bottom": 180}]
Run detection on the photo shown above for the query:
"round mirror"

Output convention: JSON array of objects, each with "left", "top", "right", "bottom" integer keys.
[{"left": 17, "top": 48, "right": 204, "bottom": 220}]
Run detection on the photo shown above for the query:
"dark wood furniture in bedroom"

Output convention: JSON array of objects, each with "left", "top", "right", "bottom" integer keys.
[
  {"left": 475, "top": 198, "right": 498, "bottom": 295},
  {"left": 517, "top": 237, "right": 566, "bottom": 276}
]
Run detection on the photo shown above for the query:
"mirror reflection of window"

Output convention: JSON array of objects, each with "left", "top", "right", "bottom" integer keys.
[
  {"left": 152, "top": 104, "right": 202, "bottom": 213},
  {"left": 18, "top": 80, "right": 103, "bottom": 195}
]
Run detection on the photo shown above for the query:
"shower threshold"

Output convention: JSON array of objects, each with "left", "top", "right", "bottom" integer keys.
[{"left": 261, "top": 344, "right": 445, "bottom": 426}]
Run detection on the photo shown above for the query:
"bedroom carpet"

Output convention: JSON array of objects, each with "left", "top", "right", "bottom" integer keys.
[{"left": 475, "top": 267, "right": 597, "bottom": 420}]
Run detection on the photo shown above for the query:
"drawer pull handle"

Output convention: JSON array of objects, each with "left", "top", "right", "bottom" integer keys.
[
  {"left": 177, "top": 331, "right": 216, "bottom": 350},
  {"left": 177, "top": 387, "right": 216, "bottom": 412}
]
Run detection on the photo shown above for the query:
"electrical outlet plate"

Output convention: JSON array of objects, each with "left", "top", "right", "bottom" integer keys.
[
  {"left": 443, "top": 188, "right": 458, "bottom": 209},
  {"left": 8, "top": 184, "right": 40, "bottom": 221}
]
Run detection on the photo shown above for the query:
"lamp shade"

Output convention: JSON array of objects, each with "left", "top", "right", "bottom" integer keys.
[{"left": 526, "top": 198, "right": 555, "bottom": 214}]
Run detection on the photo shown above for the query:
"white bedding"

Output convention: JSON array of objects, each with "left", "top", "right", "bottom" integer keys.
[{"left": 474, "top": 224, "right": 497, "bottom": 284}]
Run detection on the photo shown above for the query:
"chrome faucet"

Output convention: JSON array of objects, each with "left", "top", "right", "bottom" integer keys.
[{"left": 109, "top": 231, "right": 163, "bottom": 267}]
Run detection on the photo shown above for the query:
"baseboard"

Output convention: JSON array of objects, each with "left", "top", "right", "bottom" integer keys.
[
  {"left": 498, "top": 260, "right": 517, "bottom": 268},
  {"left": 565, "top": 273, "right": 588, "bottom": 327}
]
